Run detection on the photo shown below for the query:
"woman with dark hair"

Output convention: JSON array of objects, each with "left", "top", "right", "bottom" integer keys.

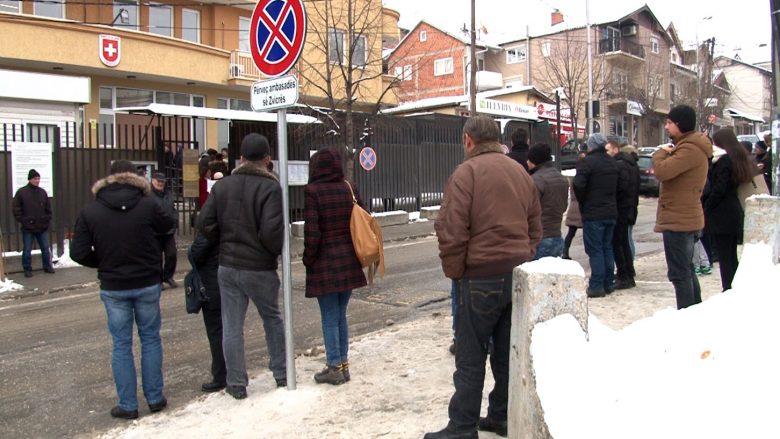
[
  {"left": 705, "top": 128, "right": 754, "bottom": 291},
  {"left": 303, "top": 148, "right": 367, "bottom": 385}
]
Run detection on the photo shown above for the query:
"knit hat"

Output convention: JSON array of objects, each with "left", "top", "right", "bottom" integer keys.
[
  {"left": 667, "top": 105, "right": 696, "bottom": 133},
  {"left": 586, "top": 133, "right": 608, "bottom": 151},
  {"left": 527, "top": 144, "right": 552, "bottom": 165},
  {"left": 151, "top": 172, "right": 166, "bottom": 181},
  {"left": 240, "top": 133, "right": 270, "bottom": 161},
  {"left": 28, "top": 169, "right": 40, "bottom": 180}
]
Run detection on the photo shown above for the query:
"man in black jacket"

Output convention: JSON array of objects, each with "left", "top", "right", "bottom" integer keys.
[
  {"left": 12, "top": 169, "right": 53, "bottom": 277},
  {"left": 574, "top": 133, "right": 620, "bottom": 297},
  {"left": 527, "top": 143, "right": 569, "bottom": 259},
  {"left": 197, "top": 133, "right": 286, "bottom": 399},
  {"left": 608, "top": 143, "right": 640, "bottom": 289},
  {"left": 70, "top": 160, "right": 176, "bottom": 420},
  {"left": 506, "top": 128, "right": 530, "bottom": 171},
  {"left": 151, "top": 172, "right": 178, "bottom": 289}
]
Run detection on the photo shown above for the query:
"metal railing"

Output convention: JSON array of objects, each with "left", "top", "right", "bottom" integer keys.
[
  {"left": 598, "top": 38, "right": 645, "bottom": 59},
  {"left": 229, "top": 51, "right": 261, "bottom": 80}
]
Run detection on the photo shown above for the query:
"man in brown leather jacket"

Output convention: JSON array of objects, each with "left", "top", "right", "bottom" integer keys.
[{"left": 427, "top": 115, "right": 542, "bottom": 439}]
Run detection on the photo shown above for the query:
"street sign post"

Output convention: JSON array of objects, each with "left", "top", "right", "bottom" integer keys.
[{"left": 249, "top": 0, "right": 307, "bottom": 391}]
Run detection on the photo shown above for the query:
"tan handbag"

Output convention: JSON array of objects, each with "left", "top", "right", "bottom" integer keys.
[
  {"left": 737, "top": 174, "right": 769, "bottom": 210},
  {"left": 345, "top": 181, "right": 385, "bottom": 285}
]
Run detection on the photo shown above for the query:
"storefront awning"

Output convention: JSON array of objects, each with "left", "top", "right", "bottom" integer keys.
[
  {"left": 114, "top": 103, "right": 320, "bottom": 124},
  {"left": 725, "top": 108, "right": 764, "bottom": 123}
]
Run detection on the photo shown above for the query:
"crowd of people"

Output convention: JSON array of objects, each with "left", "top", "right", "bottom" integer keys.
[{"left": 9, "top": 106, "right": 768, "bottom": 436}]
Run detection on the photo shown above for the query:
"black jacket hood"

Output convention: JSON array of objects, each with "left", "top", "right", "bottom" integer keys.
[
  {"left": 309, "top": 149, "right": 344, "bottom": 184},
  {"left": 92, "top": 172, "right": 150, "bottom": 212}
]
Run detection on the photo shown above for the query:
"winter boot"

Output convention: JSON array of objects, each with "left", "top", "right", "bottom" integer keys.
[
  {"left": 314, "top": 365, "right": 345, "bottom": 385},
  {"left": 340, "top": 362, "right": 350, "bottom": 382}
]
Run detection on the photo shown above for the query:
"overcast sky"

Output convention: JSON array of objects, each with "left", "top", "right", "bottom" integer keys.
[{"left": 383, "top": 0, "right": 772, "bottom": 64}]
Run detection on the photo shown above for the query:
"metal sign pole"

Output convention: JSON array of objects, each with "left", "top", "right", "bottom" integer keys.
[{"left": 278, "top": 108, "right": 296, "bottom": 390}]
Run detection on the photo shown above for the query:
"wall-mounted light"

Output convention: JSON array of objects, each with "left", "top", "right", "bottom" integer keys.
[
  {"left": 126, "top": 75, "right": 136, "bottom": 79},
  {"left": 111, "top": 8, "right": 130, "bottom": 26}
]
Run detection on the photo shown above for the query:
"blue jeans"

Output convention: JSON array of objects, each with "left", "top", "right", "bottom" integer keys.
[
  {"left": 662, "top": 231, "right": 701, "bottom": 309},
  {"left": 583, "top": 219, "right": 617, "bottom": 291},
  {"left": 22, "top": 230, "right": 53, "bottom": 272},
  {"left": 100, "top": 283, "right": 164, "bottom": 411},
  {"left": 533, "top": 237, "right": 564, "bottom": 260},
  {"left": 448, "top": 273, "right": 513, "bottom": 432},
  {"left": 316, "top": 291, "right": 352, "bottom": 367},
  {"left": 218, "top": 266, "right": 286, "bottom": 386}
]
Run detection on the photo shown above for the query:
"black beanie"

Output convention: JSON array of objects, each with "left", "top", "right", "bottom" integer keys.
[
  {"left": 240, "top": 133, "right": 270, "bottom": 161},
  {"left": 667, "top": 105, "right": 696, "bottom": 133},
  {"left": 28, "top": 169, "right": 40, "bottom": 180},
  {"left": 528, "top": 144, "right": 552, "bottom": 165}
]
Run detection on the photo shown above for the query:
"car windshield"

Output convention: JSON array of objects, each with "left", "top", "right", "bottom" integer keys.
[
  {"left": 737, "top": 135, "right": 759, "bottom": 144},
  {"left": 637, "top": 156, "right": 653, "bottom": 169}
]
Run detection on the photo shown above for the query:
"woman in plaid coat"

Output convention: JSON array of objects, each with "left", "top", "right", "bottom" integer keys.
[{"left": 303, "top": 148, "right": 367, "bottom": 385}]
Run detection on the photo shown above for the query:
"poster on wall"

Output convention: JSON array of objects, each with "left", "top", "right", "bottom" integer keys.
[{"left": 11, "top": 142, "right": 54, "bottom": 196}]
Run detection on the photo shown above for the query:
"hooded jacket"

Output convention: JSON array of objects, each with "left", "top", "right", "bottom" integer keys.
[
  {"left": 436, "top": 141, "right": 542, "bottom": 279},
  {"left": 530, "top": 161, "right": 569, "bottom": 238},
  {"left": 303, "top": 149, "right": 367, "bottom": 297},
  {"left": 573, "top": 147, "right": 620, "bottom": 221},
  {"left": 652, "top": 131, "right": 713, "bottom": 232},
  {"left": 614, "top": 152, "right": 641, "bottom": 225},
  {"left": 12, "top": 183, "right": 51, "bottom": 232},
  {"left": 70, "top": 172, "right": 176, "bottom": 290},
  {"left": 197, "top": 161, "right": 283, "bottom": 271}
]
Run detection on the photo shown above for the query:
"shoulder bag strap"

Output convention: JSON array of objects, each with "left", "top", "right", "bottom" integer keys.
[{"left": 344, "top": 180, "right": 357, "bottom": 205}]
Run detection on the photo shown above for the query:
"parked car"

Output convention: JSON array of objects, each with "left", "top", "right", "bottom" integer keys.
[
  {"left": 558, "top": 139, "right": 586, "bottom": 170},
  {"left": 637, "top": 154, "right": 659, "bottom": 196},
  {"left": 638, "top": 146, "right": 660, "bottom": 155},
  {"left": 737, "top": 134, "right": 760, "bottom": 147}
]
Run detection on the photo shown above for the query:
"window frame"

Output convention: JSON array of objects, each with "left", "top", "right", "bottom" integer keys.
[
  {"left": 0, "top": 0, "right": 21, "bottom": 13},
  {"left": 541, "top": 40, "right": 551, "bottom": 57},
  {"left": 182, "top": 8, "right": 200, "bottom": 43},
  {"left": 420, "top": 30, "right": 427, "bottom": 42},
  {"left": 434, "top": 57, "right": 454, "bottom": 76},
  {"left": 149, "top": 2, "right": 173, "bottom": 37},
  {"left": 238, "top": 16, "right": 251, "bottom": 53},
  {"left": 328, "top": 28, "right": 345, "bottom": 64},
  {"left": 34, "top": 0, "right": 64, "bottom": 19},
  {"left": 650, "top": 37, "right": 660, "bottom": 54},
  {"left": 506, "top": 45, "right": 527, "bottom": 64}
]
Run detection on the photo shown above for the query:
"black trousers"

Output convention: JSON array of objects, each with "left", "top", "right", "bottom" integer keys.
[
  {"left": 710, "top": 233, "right": 739, "bottom": 292},
  {"left": 563, "top": 226, "right": 578, "bottom": 258},
  {"left": 448, "top": 272, "right": 512, "bottom": 433},
  {"left": 161, "top": 234, "right": 177, "bottom": 281},
  {"left": 612, "top": 221, "right": 635, "bottom": 280},
  {"left": 201, "top": 297, "right": 226, "bottom": 384}
]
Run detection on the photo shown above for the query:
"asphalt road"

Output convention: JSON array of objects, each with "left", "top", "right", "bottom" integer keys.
[{"left": 0, "top": 197, "right": 662, "bottom": 439}]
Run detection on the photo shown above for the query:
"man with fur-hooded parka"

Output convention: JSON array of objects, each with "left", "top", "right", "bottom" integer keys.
[{"left": 70, "top": 161, "right": 176, "bottom": 290}]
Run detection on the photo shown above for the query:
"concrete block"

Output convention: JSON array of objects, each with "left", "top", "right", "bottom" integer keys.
[
  {"left": 420, "top": 206, "right": 440, "bottom": 221},
  {"left": 508, "top": 258, "right": 587, "bottom": 439},
  {"left": 371, "top": 210, "right": 409, "bottom": 227},
  {"left": 743, "top": 196, "right": 780, "bottom": 263},
  {"left": 291, "top": 221, "right": 305, "bottom": 238}
]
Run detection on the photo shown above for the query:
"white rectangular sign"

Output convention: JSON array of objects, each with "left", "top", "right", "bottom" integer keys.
[
  {"left": 11, "top": 142, "right": 54, "bottom": 196},
  {"left": 251, "top": 75, "right": 299, "bottom": 112},
  {"left": 476, "top": 98, "right": 538, "bottom": 121}
]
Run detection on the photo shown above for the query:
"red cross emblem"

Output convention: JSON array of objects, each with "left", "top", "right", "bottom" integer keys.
[{"left": 99, "top": 34, "right": 121, "bottom": 67}]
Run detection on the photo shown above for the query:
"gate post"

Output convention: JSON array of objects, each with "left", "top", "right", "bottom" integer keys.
[
  {"left": 52, "top": 126, "right": 65, "bottom": 257},
  {"left": 155, "top": 126, "right": 164, "bottom": 173}
]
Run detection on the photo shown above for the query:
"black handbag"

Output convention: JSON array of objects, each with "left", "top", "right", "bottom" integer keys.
[{"left": 184, "top": 247, "right": 209, "bottom": 314}]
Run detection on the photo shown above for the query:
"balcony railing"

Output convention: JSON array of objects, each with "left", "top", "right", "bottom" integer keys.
[
  {"left": 598, "top": 39, "right": 645, "bottom": 59},
  {"left": 229, "top": 51, "right": 261, "bottom": 80}
]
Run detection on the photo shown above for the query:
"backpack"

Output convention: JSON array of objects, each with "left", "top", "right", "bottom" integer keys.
[
  {"left": 184, "top": 247, "right": 209, "bottom": 314},
  {"left": 345, "top": 181, "right": 385, "bottom": 285}
]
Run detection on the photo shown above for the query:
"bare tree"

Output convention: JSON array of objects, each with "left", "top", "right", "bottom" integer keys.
[
  {"left": 295, "top": 0, "right": 404, "bottom": 179},
  {"left": 536, "top": 31, "right": 609, "bottom": 142},
  {"left": 622, "top": 59, "right": 667, "bottom": 143}
]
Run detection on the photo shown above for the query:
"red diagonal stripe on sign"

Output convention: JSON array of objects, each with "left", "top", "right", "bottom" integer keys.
[{"left": 259, "top": 1, "right": 294, "bottom": 61}]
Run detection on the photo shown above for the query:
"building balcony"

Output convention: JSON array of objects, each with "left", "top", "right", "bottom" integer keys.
[
  {"left": 599, "top": 39, "right": 645, "bottom": 60},
  {"left": 475, "top": 70, "right": 503, "bottom": 92},
  {"left": 229, "top": 51, "right": 262, "bottom": 81}
]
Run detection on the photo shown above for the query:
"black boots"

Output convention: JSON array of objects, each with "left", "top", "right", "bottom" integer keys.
[
  {"left": 478, "top": 417, "right": 508, "bottom": 437},
  {"left": 148, "top": 397, "right": 167, "bottom": 413},
  {"left": 314, "top": 365, "right": 346, "bottom": 385},
  {"left": 110, "top": 406, "right": 138, "bottom": 420},
  {"left": 615, "top": 277, "right": 636, "bottom": 290},
  {"left": 422, "top": 427, "right": 478, "bottom": 439},
  {"left": 201, "top": 381, "right": 226, "bottom": 393},
  {"left": 225, "top": 385, "right": 247, "bottom": 399}
]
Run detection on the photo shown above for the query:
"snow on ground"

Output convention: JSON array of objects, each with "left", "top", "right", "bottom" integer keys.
[
  {"left": 533, "top": 246, "right": 780, "bottom": 439},
  {"left": 52, "top": 240, "right": 82, "bottom": 269},
  {"left": 0, "top": 278, "right": 24, "bottom": 294}
]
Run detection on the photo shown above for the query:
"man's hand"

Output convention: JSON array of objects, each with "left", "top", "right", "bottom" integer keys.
[{"left": 659, "top": 143, "right": 674, "bottom": 153}]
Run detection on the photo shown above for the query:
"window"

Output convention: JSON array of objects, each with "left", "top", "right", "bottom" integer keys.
[
  {"left": 671, "top": 52, "right": 678, "bottom": 63},
  {"left": 35, "top": 0, "right": 64, "bottom": 18},
  {"left": 149, "top": 4, "right": 172, "bottom": 37},
  {"left": 328, "top": 29, "right": 345, "bottom": 63},
  {"left": 182, "top": 9, "right": 200, "bottom": 43},
  {"left": 238, "top": 16, "right": 250, "bottom": 52},
  {"left": 613, "top": 70, "right": 628, "bottom": 95},
  {"left": 650, "top": 75, "right": 664, "bottom": 98},
  {"left": 506, "top": 46, "right": 527, "bottom": 64},
  {"left": 116, "top": 87, "right": 153, "bottom": 107},
  {"left": 420, "top": 30, "right": 427, "bottom": 42},
  {"left": 394, "top": 65, "right": 412, "bottom": 81},
  {"left": 217, "top": 98, "right": 229, "bottom": 149},
  {"left": 100, "top": 87, "right": 114, "bottom": 110},
  {"left": 541, "top": 41, "right": 551, "bottom": 57},
  {"left": 650, "top": 37, "right": 659, "bottom": 54},
  {"left": 113, "top": 0, "right": 139, "bottom": 29},
  {"left": 230, "top": 99, "right": 252, "bottom": 111},
  {"left": 155, "top": 91, "right": 189, "bottom": 105},
  {"left": 670, "top": 82, "right": 677, "bottom": 101},
  {"left": 0, "top": 0, "right": 20, "bottom": 13},
  {"left": 609, "top": 115, "right": 627, "bottom": 137},
  {"left": 351, "top": 34, "right": 367, "bottom": 66},
  {"left": 434, "top": 57, "right": 453, "bottom": 76}
]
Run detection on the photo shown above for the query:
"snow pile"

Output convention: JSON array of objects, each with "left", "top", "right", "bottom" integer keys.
[
  {"left": 52, "top": 240, "right": 82, "bottom": 269},
  {"left": 0, "top": 277, "right": 24, "bottom": 294},
  {"left": 532, "top": 258, "right": 780, "bottom": 439}
]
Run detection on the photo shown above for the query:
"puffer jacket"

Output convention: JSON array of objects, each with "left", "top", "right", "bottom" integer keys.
[
  {"left": 653, "top": 131, "right": 713, "bottom": 232},
  {"left": 303, "top": 149, "right": 367, "bottom": 297},
  {"left": 530, "top": 161, "right": 569, "bottom": 238},
  {"left": 573, "top": 147, "right": 620, "bottom": 221},
  {"left": 615, "top": 152, "right": 641, "bottom": 225},
  {"left": 436, "top": 141, "right": 542, "bottom": 279},
  {"left": 70, "top": 172, "right": 176, "bottom": 290},
  {"left": 152, "top": 187, "right": 177, "bottom": 235},
  {"left": 12, "top": 183, "right": 51, "bottom": 232},
  {"left": 197, "top": 161, "right": 283, "bottom": 271}
]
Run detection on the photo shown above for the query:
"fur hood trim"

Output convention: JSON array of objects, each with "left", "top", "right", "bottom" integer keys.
[
  {"left": 91, "top": 172, "right": 150, "bottom": 195},
  {"left": 466, "top": 141, "right": 504, "bottom": 160},
  {"left": 231, "top": 161, "right": 278, "bottom": 181}
]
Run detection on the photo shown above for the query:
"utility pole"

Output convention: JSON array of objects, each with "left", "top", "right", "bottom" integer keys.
[
  {"left": 586, "top": 0, "right": 594, "bottom": 135},
  {"left": 469, "top": 0, "right": 477, "bottom": 115},
  {"left": 772, "top": 0, "right": 779, "bottom": 194}
]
